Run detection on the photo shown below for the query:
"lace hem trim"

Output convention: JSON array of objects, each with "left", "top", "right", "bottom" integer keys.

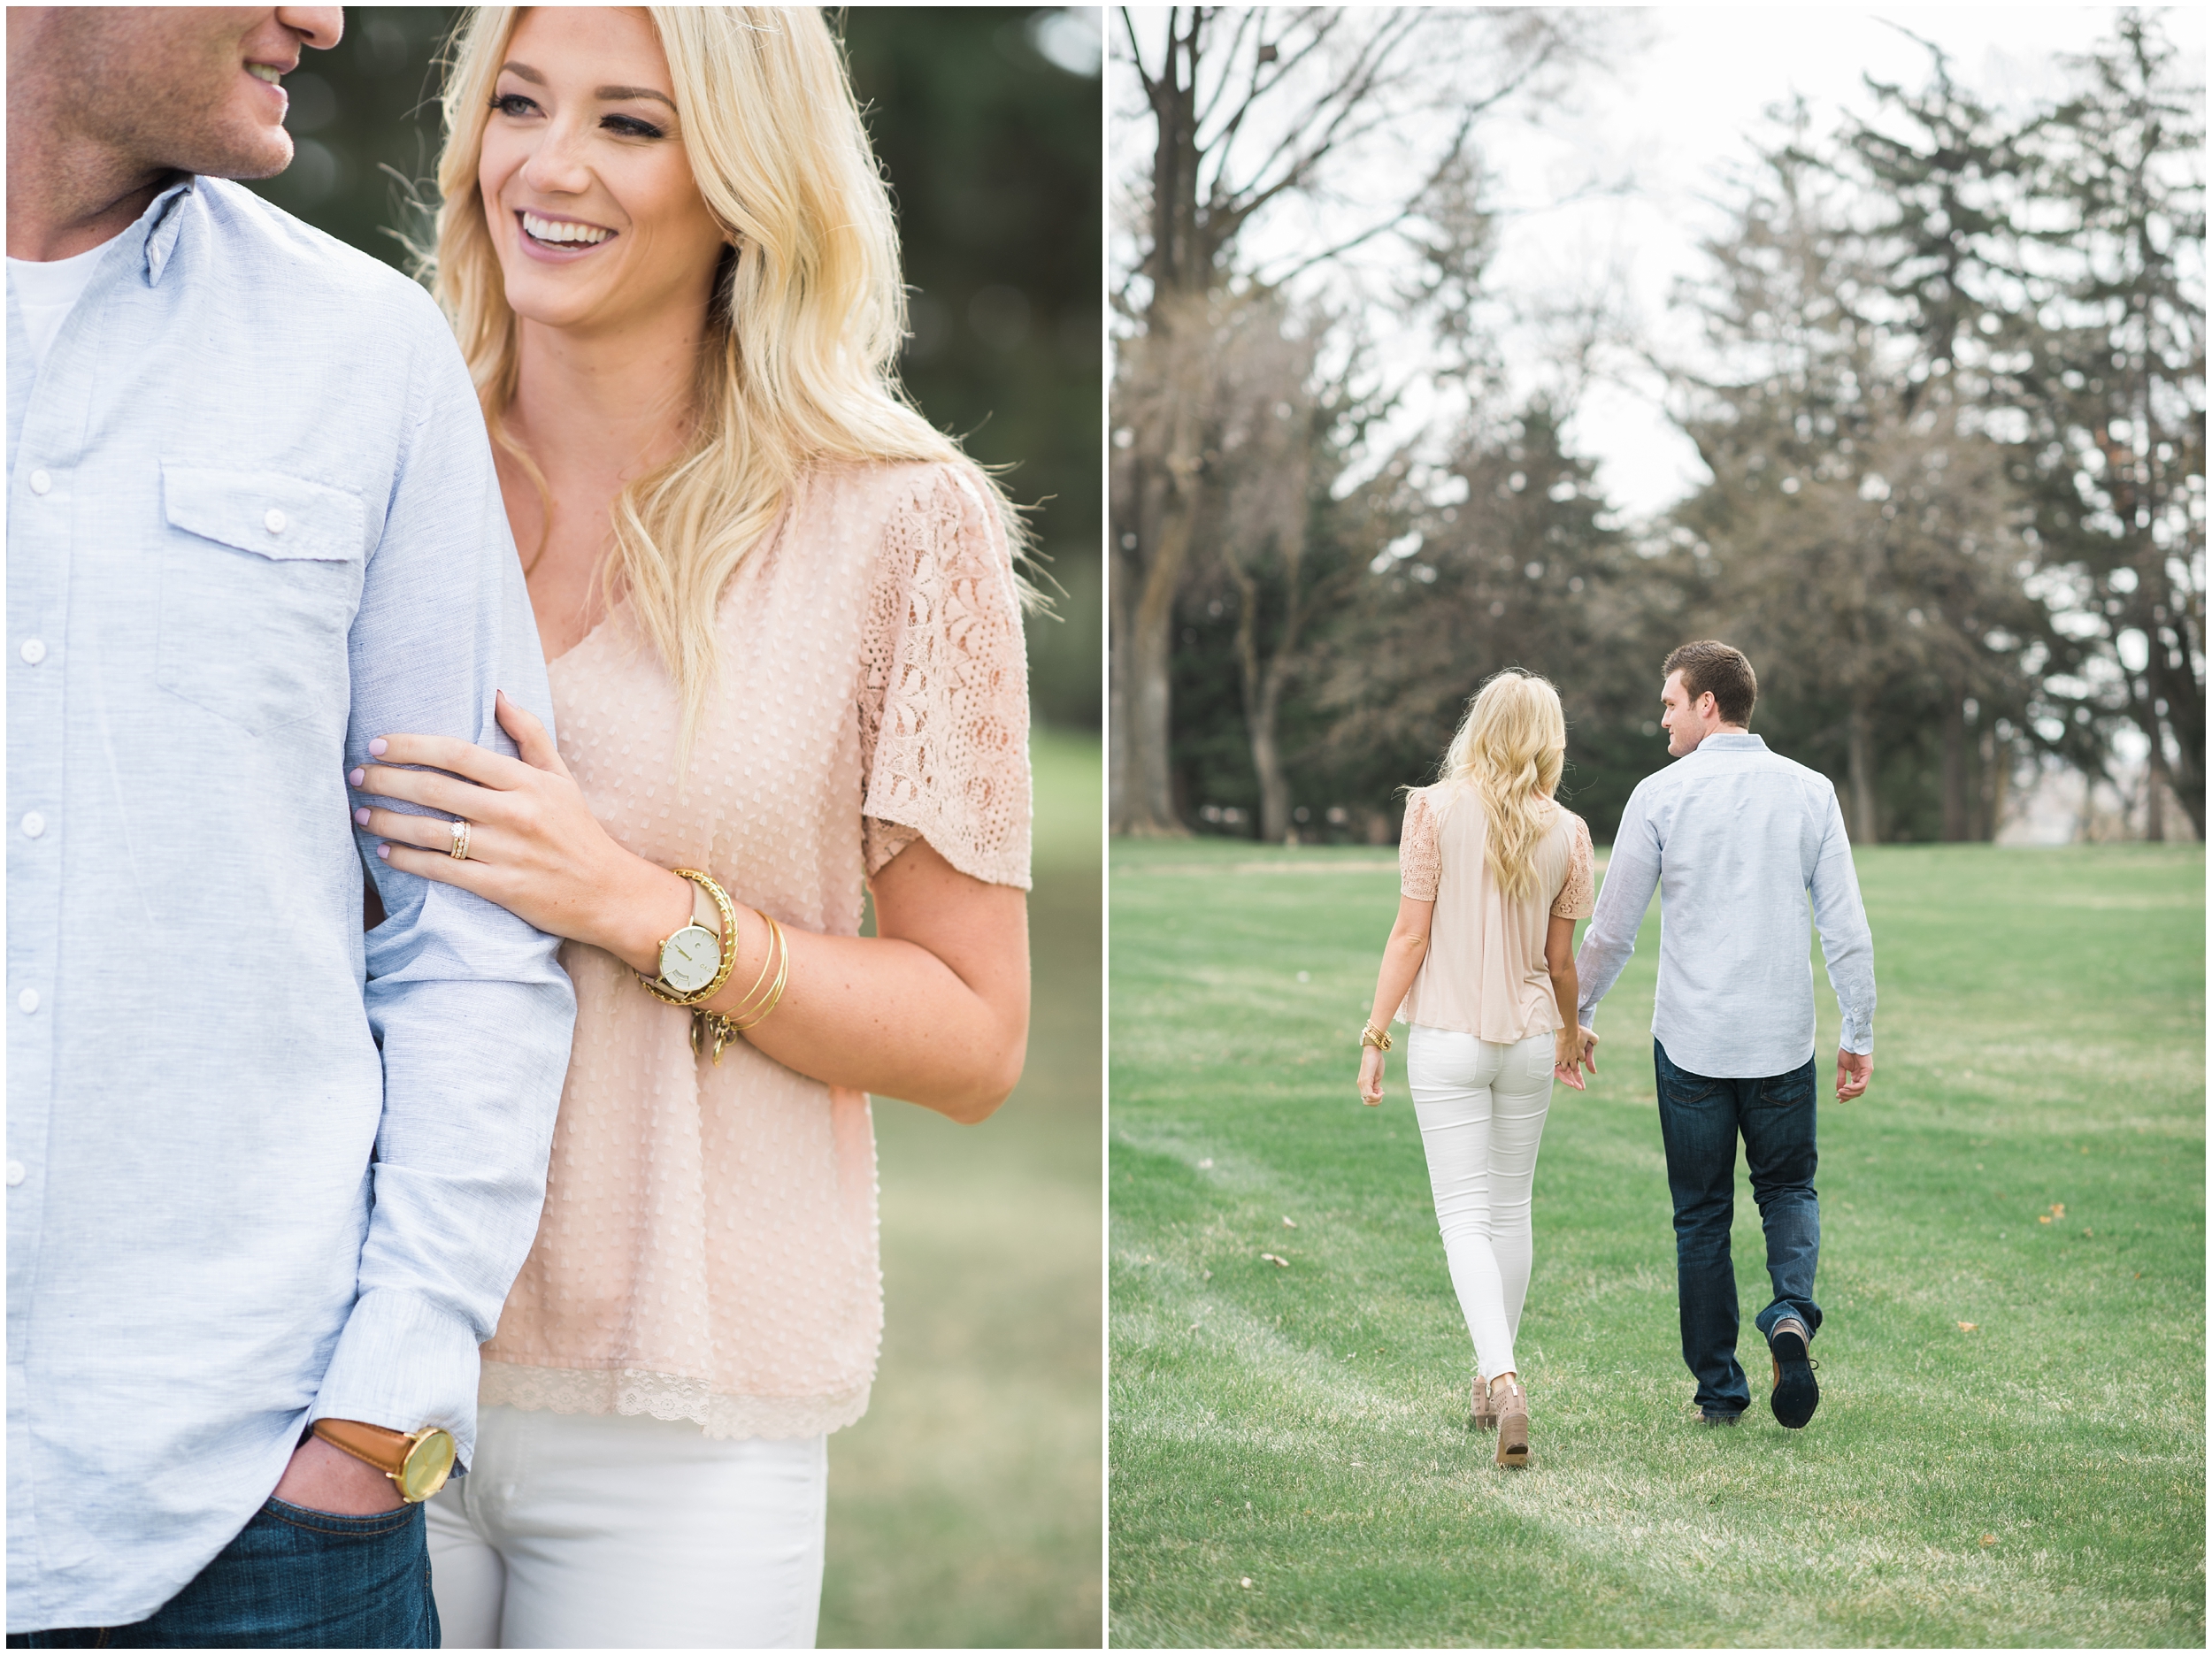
[{"left": 479, "top": 1360, "right": 872, "bottom": 1441}]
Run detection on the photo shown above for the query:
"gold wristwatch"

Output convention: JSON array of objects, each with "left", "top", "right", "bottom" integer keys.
[
  {"left": 641, "top": 870, "right": 738, "bottom": 1006},
  {"left": 311, "top": 1418, "right": 457, "bottom": 1504}
]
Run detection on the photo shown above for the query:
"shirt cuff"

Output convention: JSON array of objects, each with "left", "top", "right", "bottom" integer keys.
[
  {"left": 309, "top": 1287, "right": 483, "bottom": 1470},
  {"left": 1839, "top": 1015, "right": 1873, "bottom": 1055}
]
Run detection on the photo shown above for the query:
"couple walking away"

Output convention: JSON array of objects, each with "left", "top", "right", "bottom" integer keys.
[
  {"left": 9, "top": 6, "right": 1033, "bottom": 1649},
  {"left": 1358, "top": 647, "right": 1877, "bottom": 1465}
]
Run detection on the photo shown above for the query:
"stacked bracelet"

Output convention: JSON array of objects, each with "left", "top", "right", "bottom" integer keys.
[
  {"left": 1360, "top": 1022, "right": 1393, "bottom": 1052},
  {"left": 638, "top": 870, "right": 741, "bottom": 1008},
  {"left": 692, "top": 909, "right": 793, "bottom": 1066}
]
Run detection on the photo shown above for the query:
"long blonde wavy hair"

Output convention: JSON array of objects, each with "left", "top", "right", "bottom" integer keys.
[
  {"left": 430, "top": 6, "right": 1022, "bottom": 772},
  {"left": 1439, "top": 670, "right": 1566, "bottom": 900}
]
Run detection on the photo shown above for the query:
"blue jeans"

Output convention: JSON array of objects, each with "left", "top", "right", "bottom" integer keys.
[
  {"left": 8, "top": 1498, "right": 437, "bottom": 1648},
  {"left": 1652, "top": 1039, "right": 1822, "bottom": 1416}
]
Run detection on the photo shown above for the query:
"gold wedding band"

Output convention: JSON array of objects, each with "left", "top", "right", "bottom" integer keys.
[{"left": 449, "top": 818, "right": 472, "bottom": 861}]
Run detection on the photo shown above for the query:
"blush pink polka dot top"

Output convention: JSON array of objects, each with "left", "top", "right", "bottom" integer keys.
[
  {"left": 478, "top": 460, "right": 1032, "bottom": 1439},
  {"left": 1396, "top": 783, "right": 1594, "bottom": 1044}
]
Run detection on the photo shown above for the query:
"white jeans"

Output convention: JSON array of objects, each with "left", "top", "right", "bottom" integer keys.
[
  {"left": 424, "top": 1404, "right": 827, "bottom": 1649},
  {"left": 1405, "top": 1025, "right": 1555, "bottom": 1381}
]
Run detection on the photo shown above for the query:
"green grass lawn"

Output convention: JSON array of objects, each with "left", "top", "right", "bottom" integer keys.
[
  {"left": 1109, "top": 839, "right": 2204, "bottom": 1647},
  {"left": 820, "top": 725, "right": 1102, "bottom": 1647}
]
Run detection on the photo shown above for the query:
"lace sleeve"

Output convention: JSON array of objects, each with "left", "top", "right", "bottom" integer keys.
[
  {"left": 858, "top": 465, "right": 1032, "bottom": 890},
  {"left": 1399, "top": 787, "right": 1441, "bottom": 900},
  {"left": 1552, "top": 812, "right": 1595, "bottom": 919}
]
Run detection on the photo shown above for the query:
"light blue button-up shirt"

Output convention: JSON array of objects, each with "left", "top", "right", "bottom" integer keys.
[
  {"left": 1574, "top": 732, "right": 1876, "bottom": 1078},
  {"left": 7, "top": 177, "right": 576, "bottom": 1632}
]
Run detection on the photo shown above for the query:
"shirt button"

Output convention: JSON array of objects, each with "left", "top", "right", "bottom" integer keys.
[
  {"left": 265, "top": 508, "right": 287, "bottom": 534},
  {"left": 19, "top": 639, "right": 44, "bottom": 664},
  {"left": 5, "top": 1162, "right": 23, "bottom": 1188},
  {"left": 19, "top": 812, "right": 44, "bottom": 839},
  {"left": 17, "top": 989, "right": 37, "bottom": 1014},
  {"left": 29, "top": 470, "right": 51, "bottom": 495}
]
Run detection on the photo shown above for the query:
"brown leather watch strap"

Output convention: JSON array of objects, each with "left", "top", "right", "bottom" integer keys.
[{"left": 311, "top": 1417, "right": 411, "bottom": 1477}]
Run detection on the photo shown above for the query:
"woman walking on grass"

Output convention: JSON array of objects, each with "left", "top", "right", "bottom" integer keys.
[{"left": 1356, "top": 671, "right": 1596, "bottom": 1467}]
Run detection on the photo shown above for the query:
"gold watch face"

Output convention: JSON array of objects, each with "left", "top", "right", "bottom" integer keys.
[
  {"left": 399, "top": 1429, "right": 457, "bottom": 1503},
  {"left": 660, "top": 923, "right": 720, "bottom": 992}
]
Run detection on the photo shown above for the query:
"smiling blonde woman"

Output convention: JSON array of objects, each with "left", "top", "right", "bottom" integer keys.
[{"left": 344, "top": 7, "right": 1034, "bottom": 1646}]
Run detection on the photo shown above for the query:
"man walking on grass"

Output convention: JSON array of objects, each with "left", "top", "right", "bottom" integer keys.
[{"left": 1572, "top": 641, "right": 1875, "bottom": 1429}]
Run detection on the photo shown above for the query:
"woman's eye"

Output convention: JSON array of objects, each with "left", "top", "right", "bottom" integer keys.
[
  {"left": 603, "top": 114, "right": 666, "bottom": 140},
  {"left": 490, "top": 92, "right": 539, "bottom": 118}
]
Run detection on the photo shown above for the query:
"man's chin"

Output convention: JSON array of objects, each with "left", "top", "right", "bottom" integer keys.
[{"left": 188, "top": 127, "right": 296, "bottom": 183}]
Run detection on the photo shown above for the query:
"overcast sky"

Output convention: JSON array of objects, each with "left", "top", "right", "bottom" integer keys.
[
  {"left": 1468, "top": 5, "right": 2206, "bottom": 521},
  {"left": 1113, "top": 6, "right": 2205, "bottom": 525}
]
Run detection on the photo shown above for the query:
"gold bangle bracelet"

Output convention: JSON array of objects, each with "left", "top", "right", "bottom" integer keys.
[
  {"left": 1360, "top": 1022, "right": 1393, "bottom": 1052},
  {"left": 733, "top": 915, "right": 790, "bottom": 1031},
  {"left": 690, "top": 911, "right": 791, "bottom": 1064},
  {"left": 725, "top": 907, "right": 779, "bottom": 1017}
]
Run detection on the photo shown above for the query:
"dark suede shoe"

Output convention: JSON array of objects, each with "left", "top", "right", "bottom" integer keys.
[
  {"left": 1769, "top": 1319, "right": 1820, "bottom": 1429},
  {"left": 1699, "top": 1409, "right": 1742, "bottom": 1427}
]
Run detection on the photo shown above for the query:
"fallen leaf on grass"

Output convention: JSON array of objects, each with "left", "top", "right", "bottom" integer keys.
[
  {"left": 1957, "top": 1322, "right": 1978, "bottom": 1331},
  {"left": 1260, "top": 1253, "right": 1290, "bottom": 1268},
  {"left": 1980, "top": 1534, "right": 1996, "bottom": 1545},
  {"left": 1282, "top": 1215, "right": 1298, "bottom": 1229},
  {"left": 1240, "top": 1577, "right": 1253, "bottom": 1589}
]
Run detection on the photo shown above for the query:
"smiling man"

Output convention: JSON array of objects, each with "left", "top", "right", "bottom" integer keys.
[
  {"left": 6, "top": 8, "right": 573, "bottom": 1646},
  {"left": 1571, "top": 640, "right": 1876, "bottom": 1432}
]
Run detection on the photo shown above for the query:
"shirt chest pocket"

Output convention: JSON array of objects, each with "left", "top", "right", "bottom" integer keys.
[{"left": 157, "top": 464, "right": 367, "bottom": 736}]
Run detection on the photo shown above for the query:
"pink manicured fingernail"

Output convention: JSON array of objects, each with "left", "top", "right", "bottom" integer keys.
[
  {"left": 348, "top": 768, "right": 365, "bottom": 787},
  {"left": 354, "top": 808, "right": 371, "bottom": 826},
  {"left": 376, "top": 844, "right": 390, "bottom": 860},
  {"left": 368, "top": 738, "right": 388, "bottom": 756}
]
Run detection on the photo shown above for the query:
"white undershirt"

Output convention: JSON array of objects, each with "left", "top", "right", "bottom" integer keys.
[{"left": 6, "top": 234, "right": 119, "bottom": 375}]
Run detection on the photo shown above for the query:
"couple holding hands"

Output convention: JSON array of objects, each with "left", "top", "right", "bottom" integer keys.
[{"left": 1357, "top": 645, "right": 1878, "bottom": 1466}]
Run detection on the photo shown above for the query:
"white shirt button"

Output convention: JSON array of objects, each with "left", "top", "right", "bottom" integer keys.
[
  {"left": 264, "top": 508, "right": 287, "bottom": 534},
  {"left": 5, "top": 1162, "right": 23, "bottom": 1188},
  {"left": 17, "top": 989, "right": 37, "bottom": 1014},
  {"left": 19, "top": 639, "right": 44, "bottom": 664},
  {"left": 19, "top": 812, "right": 44, "bottom": 839},
  {"left": 29, "top": 470, "right": 51, "bottom": 495}
]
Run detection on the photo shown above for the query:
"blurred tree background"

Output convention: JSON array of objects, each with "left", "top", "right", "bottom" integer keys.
[
  {"left": 248, "top": 4, "right": 1101, "bottom": 732},
  {"left": 1110, "top": 7, "right": 2201, "bottom": 847},
  {"left": 246, "top": 8, "right": 1102, "bottom": 1648}
]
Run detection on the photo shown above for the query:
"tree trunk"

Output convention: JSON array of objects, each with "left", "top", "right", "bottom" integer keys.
[
  {"left": 1123, "top": 480, "right": 1195, "bottom": 836},
  {"left": 1980, "top": 726, "right": 2007, "bottom": 841},
  {"left": 1940, "top": 691, "right": 1970, "bottom": 842},
  {"left": 1845, "top": 701, "right": 1879, "bottom": 844},
  {"left": 2146, "top": 745, "right": 2167, "bottom": 842}
]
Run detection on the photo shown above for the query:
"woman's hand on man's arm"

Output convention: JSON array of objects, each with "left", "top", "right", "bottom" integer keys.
[
  {"left": 350, "top": 693, "right": 1029, "bottom": 1122},
  {"left": 350, "top": 691, "right": 691, "bottom": 966}
]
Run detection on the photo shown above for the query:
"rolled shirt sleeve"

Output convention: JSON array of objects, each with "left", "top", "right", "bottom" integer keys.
[{"left": 314, "top": 329, "right": 575, "bottom": 1461}]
